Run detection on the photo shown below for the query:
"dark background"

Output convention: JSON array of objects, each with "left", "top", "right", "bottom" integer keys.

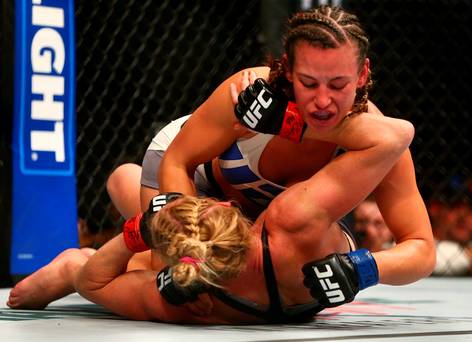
[{"left": 75, "top": 0, "right": 471, "bottom": 233}]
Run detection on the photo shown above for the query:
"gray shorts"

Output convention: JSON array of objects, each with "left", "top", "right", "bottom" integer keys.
[{"left": 140, "top": 149, "right": 221, "bottom": 198}]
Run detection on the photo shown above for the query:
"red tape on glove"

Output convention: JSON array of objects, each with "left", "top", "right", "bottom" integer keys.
[
  {"left": 279, "top": 102, "right": 306, "bottom": 143},
  {"left": 123, "top": 213, "right": 149, "bottom": 253}
]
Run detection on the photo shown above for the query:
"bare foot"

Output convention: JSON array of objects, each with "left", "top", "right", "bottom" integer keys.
[{"left": 7, "top": 248, "right": 94, "bottom": 309}]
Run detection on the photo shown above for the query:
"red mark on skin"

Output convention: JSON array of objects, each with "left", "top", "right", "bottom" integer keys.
[{"left": 316, "top": 300, "right": 415, "bottom": 320}]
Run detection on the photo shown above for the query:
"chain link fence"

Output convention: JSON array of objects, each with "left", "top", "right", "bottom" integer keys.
[
  {"left": 75, "top": 0, "right": 264, "bottom": 236},
  {"left": 351, "top": 0, "right": 471, "bottom": 204},
  {"left": 75, "top": 0, "right": 471, "bottom": 245}
]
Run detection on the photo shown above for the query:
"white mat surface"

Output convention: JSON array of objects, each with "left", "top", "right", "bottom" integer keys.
[{"left": 1, "top": 277, "right": 471, "bottom": 341}]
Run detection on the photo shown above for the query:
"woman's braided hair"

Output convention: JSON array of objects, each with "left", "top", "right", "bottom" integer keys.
[
  {"left": 268, "top": 5, "right": 372, "bottom": 114},
  {"left": 149, "top": 196, "right": 252, "bottom": 288}
]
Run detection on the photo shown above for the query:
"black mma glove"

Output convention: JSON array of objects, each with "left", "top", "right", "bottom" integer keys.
[
  {"left": 123, "top": 192, "right": 183, "bottom": 252},
  {"left": 302, "top": 249, "right": 379, "bottom": 308},
  {"left": 157, "top": 266, "right": 207, "bottom": 305},
  {"left": 234, "top": 78, "right": 306, "bottom": 143}
]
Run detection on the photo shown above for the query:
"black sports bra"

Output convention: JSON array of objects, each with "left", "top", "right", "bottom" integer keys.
[{"left": 211, "top": 225, "right": 322, "bottom": 323}]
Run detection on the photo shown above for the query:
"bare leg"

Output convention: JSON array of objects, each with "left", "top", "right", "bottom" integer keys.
[
  {"left": 106, "top": 163, "right": 143, "bottom": 219},
  {"left": 107, "top": 163, "right": 161, "bottom": 218},
  {"left": 107, "top": 164, "right": 163, "bottom": 270},
  {"left": 7, "top": 248, "right": 96, "bottom": 310}
]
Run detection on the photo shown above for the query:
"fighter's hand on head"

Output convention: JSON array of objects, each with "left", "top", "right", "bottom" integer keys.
[
  {"left": 230, "top": 70, "right": 255, "bottom": 133},
  {"left": 230, "top": 70, "right": 256, "bottom": 104},
  {"left": 157, "top": 266, "right": 213, "bottom": 315},
  {"left": 124, "top": 194, "right": 214, "bottom": 315},
  {"left": 122, "top": 192, "right": 183, "bottom": 253},
  {"left": 183, "top": 293, "right": 213, "bottom": 316},
  {"left": 232, "top": 74, "right": 306, "bottom": 142},
  {"left": 302, "top": 249, "right": 379, "bottom": 308}
]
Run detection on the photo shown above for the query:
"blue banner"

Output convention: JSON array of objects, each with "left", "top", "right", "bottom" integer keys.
[{"left": 11, "top": 0, "right": 78, "bottom": 275}]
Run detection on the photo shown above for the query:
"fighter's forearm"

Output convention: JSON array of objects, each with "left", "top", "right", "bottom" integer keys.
[
  {"left": 75, "top": 234, "right": 134, "bottom": 294},
  {"left": 373, "top": 238, "right": 436, "bottom": 285},
  {"left": 158, "top": 157, "right": 197, "bottom": 195}
]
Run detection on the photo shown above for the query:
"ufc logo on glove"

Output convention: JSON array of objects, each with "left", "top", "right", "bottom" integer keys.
[
  {"left": 313, "top": 265, "right": 346, "bottom": 304},
  {"left": 243, "top": 90, "right": 273, "bottom": 128},
  {"left": 234, "top": 78, "right": 306, "bottom": 143},
  {"left": 157, "top": 267, "right": 173, "bottom": 291},
  {"left": 151, "top": 192, "right": 183, "bottom": 212},
  {"left": 302, "top": 249, "right": 379, "bottom": 308},
  {"left": 152, "top": 195, "right": 169, "bottom": 212}
]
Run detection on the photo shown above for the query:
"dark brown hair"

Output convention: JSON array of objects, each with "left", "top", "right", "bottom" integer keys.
[{"left": 268, "top": 5, "right": 372, "bottom": 114}]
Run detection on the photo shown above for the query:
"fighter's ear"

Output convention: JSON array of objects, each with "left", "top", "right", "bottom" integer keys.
[
  {"left": 357, "top": 58, "right": 370, "bottom": 88},
  {"left": 282, "top": 54, "right": 293, "bottom": 82}
]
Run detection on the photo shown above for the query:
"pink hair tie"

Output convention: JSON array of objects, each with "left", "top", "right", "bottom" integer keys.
[
  {"left": 179, "top": 256, "right": 205, "bottom": 266},
  {"left": 216, "top": 201, "right": 232, "bottom": 207}
]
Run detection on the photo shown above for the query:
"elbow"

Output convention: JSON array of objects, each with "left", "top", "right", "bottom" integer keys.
[
  {"left": 413, "top": 238, "right": 436, "bottom": 279},
  {"left": 380, "top": 119, "right": 415, "bottom": 158},
  {"left": 390, "top": 119, "right": 415, "bottom": 150},
  {"left": 423, "top": 242, "right": 437, "bottom": 277},
  {"left": 397, "top": 119, "right": 415, "bottom": 150},
  {"left": 74, "top": 269, "right": 90, "bottom": 297},
  {"left": 74, "top": 268, "right": 102, "bottom": 302}
]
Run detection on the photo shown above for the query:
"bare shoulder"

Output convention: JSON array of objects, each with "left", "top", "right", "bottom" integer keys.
[
  {"left": 190, "top": 66, "right": 270, "bottom": 132},
  {"left": 367, "top": 100, "right": 384, "bottom": 116},
  {"left": 224, "top": 66, "right": 270, "bottom": 84},
  {"left": 249, "top": 66, "right": 270, "bottom": 79}
]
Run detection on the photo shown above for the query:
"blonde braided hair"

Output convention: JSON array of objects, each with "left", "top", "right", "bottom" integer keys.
[{"left": 149, "top": 196, "right": 252, "bottom": 288}]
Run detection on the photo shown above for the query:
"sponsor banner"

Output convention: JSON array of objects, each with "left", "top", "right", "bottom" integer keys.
[{"left": 11, "top": 0, "right": 78, "bottom": 275}]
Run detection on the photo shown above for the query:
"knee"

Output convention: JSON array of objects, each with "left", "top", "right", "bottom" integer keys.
[
  {"left": 80, "top": 247, "right": 97, "bottom": 258},
  {"left": 58, "top": 248, "right": 91, "bottom": 275},
  {"left": 106, "top": 164, "right": 125, "bottom": 197},
  {"left": 106, "top": 163, "right": 140, "bottom": 199},
  {"left": 61, "top": 248, "right": 90, "bottom": 260}
]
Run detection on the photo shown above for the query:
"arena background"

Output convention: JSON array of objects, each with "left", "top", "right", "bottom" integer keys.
[{"left": 1, "top": 0, "right": 471, "bottom": 285}]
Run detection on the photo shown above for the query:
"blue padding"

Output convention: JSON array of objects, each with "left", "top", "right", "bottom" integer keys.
[
  {"left": 220, "top": 165, "right": 260, "bottom": 185},
  {"left": 11, "top": 0, "right": 78, "bottom": 275},
  {"left": 347, "top": 248, "right": 379, "bottom": 290}
]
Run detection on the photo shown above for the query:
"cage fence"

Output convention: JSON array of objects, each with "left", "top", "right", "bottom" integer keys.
[{"left": 75, "top": 0, "right": 471, "bottom": 245}]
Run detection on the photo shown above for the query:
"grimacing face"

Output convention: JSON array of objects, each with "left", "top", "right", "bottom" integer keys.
[{"left": 286, "top": 41, "right": 368, "bottom": 132}]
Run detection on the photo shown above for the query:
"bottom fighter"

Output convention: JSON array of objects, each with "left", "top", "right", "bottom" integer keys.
[{"left": 7, "top": 111, "right": 434, "bottom": 324}]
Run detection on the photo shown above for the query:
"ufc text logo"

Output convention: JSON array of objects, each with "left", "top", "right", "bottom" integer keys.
[
  {"left": 157, "top": 268, "right": 172, "bottom": 291},
  {"left": 151, "top": 195, "right": 168, "bottom": 212},
  {"left": 313, "top": 265, "right": 346, "bottom": 304},
  {"left": 242, "top": 89, "right": 273, "bottom": 128}
]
